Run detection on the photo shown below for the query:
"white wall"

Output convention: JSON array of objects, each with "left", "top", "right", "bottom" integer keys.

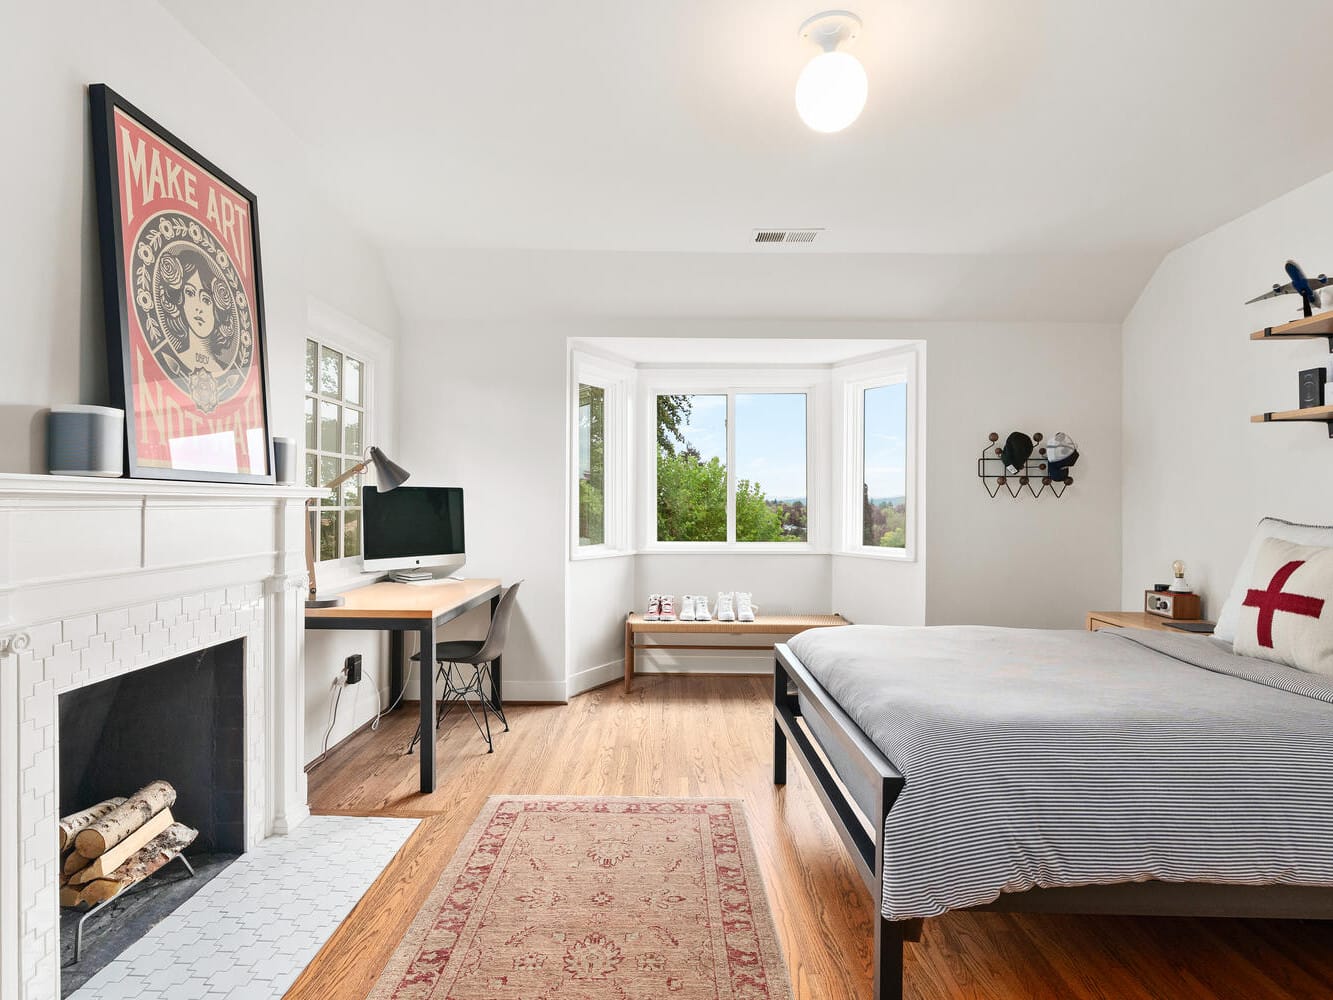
[
  {"left": 922, "top": 322, "right": 1122, "bottom": 628},
  {"left": 1122, "top": 168, "right": 1333, "bottom": 616},
  {"left": 396, "top": 320, "right": 568, "bottom": 703},
  {"left": 0, "top": 0, "right": 401, "bottom": 764},
  {"left": 395, "top": 313, "right": 1122, "bottom": 699},
  {"left": 567, "top": 555, "right": 636, "bottom": 693}
]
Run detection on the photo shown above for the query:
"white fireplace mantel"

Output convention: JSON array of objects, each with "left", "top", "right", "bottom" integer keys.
[{"left": 0, "top": 473, "right": 321, "bottom": 1000}]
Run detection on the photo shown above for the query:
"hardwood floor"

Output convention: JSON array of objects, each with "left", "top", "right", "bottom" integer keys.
[{"left": 289, "top": 675, "right": 1333, "bottom": 1000}]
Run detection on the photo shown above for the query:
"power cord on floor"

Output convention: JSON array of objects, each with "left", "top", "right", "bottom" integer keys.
[
  {"left": 309, "top": 657, "right": 416, "bottom": 769},
  {"left": 372, "top": 676, "right": 407, "bottom": 730},
  {"left": 307, "top": 670, "right": 347, "bottom": 770}
]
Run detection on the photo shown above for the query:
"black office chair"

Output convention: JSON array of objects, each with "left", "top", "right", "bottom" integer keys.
[{"left": 407, "top": 581, "right": 520, "bottom": 755}]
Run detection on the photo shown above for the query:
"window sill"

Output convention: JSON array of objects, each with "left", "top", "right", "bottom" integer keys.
[
  {"left": 570, "top": 547, "right": 635, "bottom": 562},
  {"left": 311, "top": 557, "right": 381, "bottom": 591},
  {"left": 834, "top": 548, "right": 916, "bottom": 563},
  {"left": 638, "top": 543, "right": 822, "bottom": 556}
]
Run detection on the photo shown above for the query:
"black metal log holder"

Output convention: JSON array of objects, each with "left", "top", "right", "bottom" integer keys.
[
  {"left": 977, "top": 431, "right": 1075, "bottom": 499},
  {"left": 69, "top": 852, "right": 195, "bottom": 964}
]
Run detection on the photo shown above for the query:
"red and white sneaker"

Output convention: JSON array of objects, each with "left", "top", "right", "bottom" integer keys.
[
  {"left": 658, "top": 595, "right": 678, "bottom": 621},
  {"left": 644, "top": 594, "right": 662, "bottom": 621}
]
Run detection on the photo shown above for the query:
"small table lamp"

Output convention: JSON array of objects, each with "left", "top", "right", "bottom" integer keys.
[{"left": 306, "top": 445, "right": 410, "bottom": 608}]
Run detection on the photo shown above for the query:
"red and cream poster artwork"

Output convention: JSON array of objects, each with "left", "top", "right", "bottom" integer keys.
[{"left": 112, "top": 108, "right": 267, "bottom": 475}]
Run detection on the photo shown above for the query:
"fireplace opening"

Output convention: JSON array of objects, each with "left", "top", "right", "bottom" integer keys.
[{"left": 56, "top": 638, "right": 246, "bottom": 996}]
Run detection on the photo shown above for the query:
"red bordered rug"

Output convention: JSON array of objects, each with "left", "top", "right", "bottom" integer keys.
[{"left": 368, "top": 796, "right": 794, "bottom": 1000}]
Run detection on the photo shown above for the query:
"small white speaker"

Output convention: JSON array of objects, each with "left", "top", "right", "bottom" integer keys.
[{"left": 46, "top": 405, "right": 124, "bottom": 477}]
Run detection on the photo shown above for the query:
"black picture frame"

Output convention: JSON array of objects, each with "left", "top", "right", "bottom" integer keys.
[{"left": 88, "top": 83, "right": 275, "bottom": 484}]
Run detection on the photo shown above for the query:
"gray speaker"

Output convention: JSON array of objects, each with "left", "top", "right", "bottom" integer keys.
[
  {"left": 46, "top": 405, "right": 124, "bottom": 477},
  {"left": 272, "top": 437, "right": 296, "bottom": 485}
]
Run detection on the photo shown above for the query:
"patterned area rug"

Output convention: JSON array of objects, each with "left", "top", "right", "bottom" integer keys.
[{"left": 369, "top": 796, "right": 793, "bottom": 999}]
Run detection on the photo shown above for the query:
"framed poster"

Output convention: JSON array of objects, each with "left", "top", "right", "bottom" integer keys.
[{"left": 89, "top": 83, "right": 274, "bottom": 483}]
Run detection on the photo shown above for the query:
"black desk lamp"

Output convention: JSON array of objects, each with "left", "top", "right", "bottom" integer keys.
[{"left": 306, "top": 445, "right": 410, "bottom": 608}]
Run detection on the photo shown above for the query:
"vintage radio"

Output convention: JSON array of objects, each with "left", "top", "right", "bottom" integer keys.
[{"left": 1144, "top": 589, "right": 1202, "bottom": 620}]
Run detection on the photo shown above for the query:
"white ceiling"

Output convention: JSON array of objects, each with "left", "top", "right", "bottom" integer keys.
[{"left": 160, "top": 0, "right": 1333, "bottom": 320}]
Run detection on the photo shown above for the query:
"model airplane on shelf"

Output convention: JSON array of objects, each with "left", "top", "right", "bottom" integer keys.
[{"left": 1246, "top": 260, "right": 1332, "bottom": 318}]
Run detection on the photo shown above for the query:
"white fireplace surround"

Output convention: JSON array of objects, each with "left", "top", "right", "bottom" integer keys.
[{"left": 0, "top": 474, "right": 319, "bottom": 1000}]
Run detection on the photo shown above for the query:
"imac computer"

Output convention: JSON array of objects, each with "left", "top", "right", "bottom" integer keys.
[{"left": 361, "top": 485, "right": 465, "bottom": 581}]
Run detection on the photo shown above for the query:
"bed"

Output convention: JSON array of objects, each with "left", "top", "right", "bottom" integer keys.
[{"left": 772, "top": 623, "right": 1333, "bottom": 1000}]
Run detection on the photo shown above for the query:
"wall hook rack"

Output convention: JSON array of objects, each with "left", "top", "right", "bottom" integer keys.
[{"left": 977, "top": 432, "right": 1076, "bottom": 499}]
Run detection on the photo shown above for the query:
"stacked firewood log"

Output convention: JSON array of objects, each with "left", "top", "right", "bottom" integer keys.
[{"left": 57, "top": 780, "right": 197, "bottom": 909}]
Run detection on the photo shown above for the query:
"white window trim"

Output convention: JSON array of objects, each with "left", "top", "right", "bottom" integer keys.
[
  {"left": 570, "top": 351, "right": 634, "bottom": 559},
  {"left": 306, "top": 299, "right": 394, "bottom": 580},
  {"left": 833, "top": 346, "right": 920, "bottom": 562},
  {"left": 637, "top": 367, "right": 829, "bottom": 555}
]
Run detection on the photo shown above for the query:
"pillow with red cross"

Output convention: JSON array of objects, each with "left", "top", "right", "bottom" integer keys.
[{"left": 1233, "top": 537, "right": 1333, "bottom": 675}]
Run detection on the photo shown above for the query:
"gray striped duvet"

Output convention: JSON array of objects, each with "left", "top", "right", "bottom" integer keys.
[{"left": 786, "top": 625, "right": 1333, "bottom": 921}]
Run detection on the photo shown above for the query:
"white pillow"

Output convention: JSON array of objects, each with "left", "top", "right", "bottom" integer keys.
[
  {"left": 1233, "top": 538, "right": 1333, "bottom": 676},
  {"left": 1214, "top": 518, "right": 1333, "bottom": 643}
]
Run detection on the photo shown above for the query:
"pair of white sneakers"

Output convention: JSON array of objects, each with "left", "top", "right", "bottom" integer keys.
[
  {"left": 715, "top": 591, "right": 757, "bottom": 623},
  {"left": 643, "top": 592, "right": 757, "bottom": 623}
]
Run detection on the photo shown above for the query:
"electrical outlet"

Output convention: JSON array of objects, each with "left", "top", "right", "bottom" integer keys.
[{"left": 344, "top": 654, "right": 363, "bottom": 685}]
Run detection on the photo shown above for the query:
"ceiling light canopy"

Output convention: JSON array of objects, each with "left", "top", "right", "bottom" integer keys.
[{"left": 795, "top": 10, "right": 867, "bottom": 134}]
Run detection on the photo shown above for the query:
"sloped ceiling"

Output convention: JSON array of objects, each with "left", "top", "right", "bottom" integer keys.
[{"left": 159, "top": 0, "right": 1333, "bottom": 321}]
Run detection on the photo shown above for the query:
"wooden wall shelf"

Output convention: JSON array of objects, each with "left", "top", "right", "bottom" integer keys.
[
  {"left": 1251, "top": 404, "right": 1333, "bottom": 422},
  {"left": 1250, "top": 312, "right": 1333, "bottom": 342},
  {"left": 1251, "top": 311, "right": 1333, "bottom": 436},
  {"left": 1251, "top": 404, "right": 1333, "bottom": 437}
]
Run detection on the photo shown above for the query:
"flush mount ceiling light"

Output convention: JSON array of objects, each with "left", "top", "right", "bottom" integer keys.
[{"left": 795, "top": 10, "right": 867, "bottom": 134}]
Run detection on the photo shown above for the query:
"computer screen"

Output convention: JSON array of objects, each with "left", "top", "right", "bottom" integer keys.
[{"left": 361, "top": 486, "right": 465, "bottom": 568}]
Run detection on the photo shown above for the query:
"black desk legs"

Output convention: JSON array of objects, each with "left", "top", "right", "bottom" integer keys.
[
  {"left": 389, "top": 630, "right": 404, "bottom": 707},
  {"left": 489, "top": 594, "right": 503, "bottom": 713},
  {"left": 418, "top": 620, "right": 436, "bottom": 793}
]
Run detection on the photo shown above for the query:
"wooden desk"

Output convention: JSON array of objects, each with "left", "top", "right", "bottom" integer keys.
[
  {"left": 1086, "top": 610, "right": 1213, "bottom": 633},
  {"left": 624, "top": 613, "right": 849, "bottom": 692},
  {"left": 306, "top": 578, "right": 502, "bottom": 793}
]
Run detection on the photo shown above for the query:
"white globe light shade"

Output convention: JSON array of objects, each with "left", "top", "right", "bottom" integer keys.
[{"left": 795, "top": 50, "right": 868, "bottom": 133}]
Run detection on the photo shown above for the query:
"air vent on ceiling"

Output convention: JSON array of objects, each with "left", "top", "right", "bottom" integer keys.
[{"left": 753, "top": 228, "right": 824, "bottom": 244}]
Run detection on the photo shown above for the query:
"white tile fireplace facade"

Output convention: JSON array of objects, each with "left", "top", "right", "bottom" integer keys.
[{"left": 0, "top": 475, "right": 318, "bottom": 1000}]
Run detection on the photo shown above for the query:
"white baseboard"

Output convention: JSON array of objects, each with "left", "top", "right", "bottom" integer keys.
[
  {"left": 398, "top": 665, "right": 567, "bottom": 705},
  {"left": 502, "top": 678, "right": 569, "bottom": 703},
  {"left": 568, "top": 659, "right": 624, "bottom": 697}
]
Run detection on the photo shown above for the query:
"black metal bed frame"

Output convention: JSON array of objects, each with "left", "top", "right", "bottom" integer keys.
[{"left": 772, "top": 642, "right": 1333, "bottom": 1000}]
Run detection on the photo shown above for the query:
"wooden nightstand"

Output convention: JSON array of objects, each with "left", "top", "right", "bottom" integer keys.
[{"left": 1086, "top": 610, "right": 1214, "bottom": 633}]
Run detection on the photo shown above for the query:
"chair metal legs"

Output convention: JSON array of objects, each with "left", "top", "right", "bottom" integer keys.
[
  {"left": 479, "top": 662, "right": 509, "bottom": 733},
  {"left": 407, "top": 658, "right": 507, "bottom": 755}
]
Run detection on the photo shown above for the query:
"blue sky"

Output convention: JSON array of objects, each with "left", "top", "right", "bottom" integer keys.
[
  {"left": 668, "top": 388, "right": 906, "bottom": 500},
  {"left": 673, "top": 393, "right": 727, "bottom": 461},
  {"left": 864, "top": 382, "right": 907, "bottom": 499},
  {"left": 736, "top": 394, "right": 806, "bottom": 498},
  {"left": 670, "top": 393, "right": 807, "bottom": 500}
]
